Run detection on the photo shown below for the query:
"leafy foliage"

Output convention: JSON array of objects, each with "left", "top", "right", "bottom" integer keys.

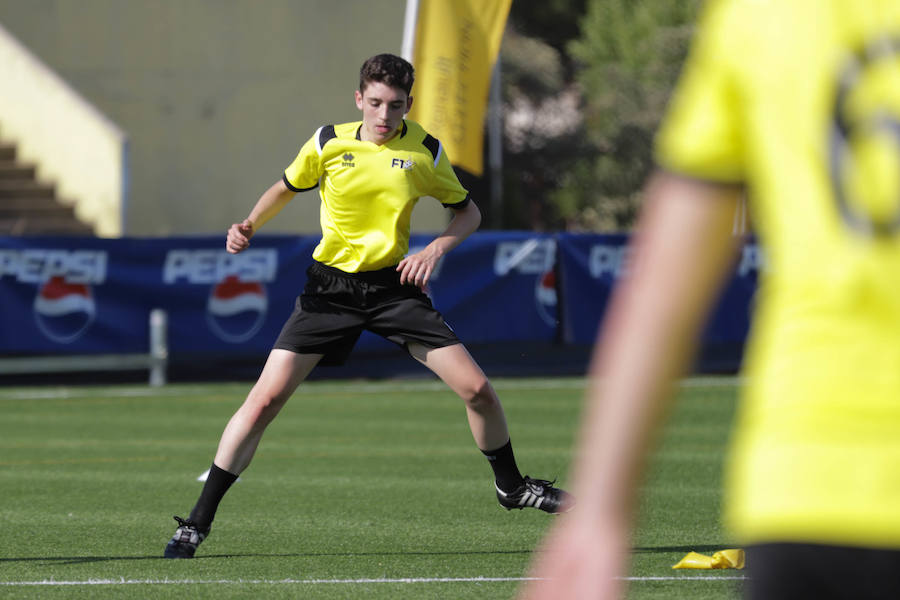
[{"left": 498, "top": 0, "right": 703, "bottom": 231}]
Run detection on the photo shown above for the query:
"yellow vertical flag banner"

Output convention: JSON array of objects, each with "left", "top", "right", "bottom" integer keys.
[{"left": 408, "top": 0, "right": 511, "bottom": 176}]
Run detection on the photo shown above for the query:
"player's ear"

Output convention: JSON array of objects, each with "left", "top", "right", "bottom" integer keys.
[
  {"left": 406, "top": 95, "right": 413, "bottom": 113},
  {"left": 354, "top": 89, "right": 364, "bottom": 111}
]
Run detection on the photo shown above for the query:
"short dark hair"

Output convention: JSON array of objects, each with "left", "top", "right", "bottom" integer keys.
[{"left": 359, "top": 54, "right": 415, "bottom": 96}]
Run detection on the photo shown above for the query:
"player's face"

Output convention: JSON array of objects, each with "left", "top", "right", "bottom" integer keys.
[{"left": 355, "top": 81, "right": 413, "bottom": 145}]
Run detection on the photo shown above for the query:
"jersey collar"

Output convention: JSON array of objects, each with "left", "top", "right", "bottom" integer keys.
[{"left": 355, "top": 120, "right": 408, "bottom": 141}]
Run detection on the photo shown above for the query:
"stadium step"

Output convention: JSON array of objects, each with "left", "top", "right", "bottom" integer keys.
[
  {"left": 0, "top": 202, "right": 74, "bottom": 219},
  {"left": 0, "top": 180, "right": 56, "bottom": 198},
  {"left": 0, "top": 163, "right": 36, "bottom": 180},
  {"left": 0, "top": 195, "right": 68, "bottom": 211},
  {"left": 0, "top": 216, "right": 94, "bottom": 236},
  {"left": 0, "top": 140, "right": 94, "bottom": 236}
]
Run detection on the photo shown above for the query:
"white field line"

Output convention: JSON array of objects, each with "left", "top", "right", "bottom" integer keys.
[
  {"left": 0, "top": 376, "right": 741, "bottom": 401},
  {"left": 0, "top": 575, "right": 747, "bottom": 586}
]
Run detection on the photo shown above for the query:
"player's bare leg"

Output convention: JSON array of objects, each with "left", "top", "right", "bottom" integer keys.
[
  {"left": 411, "top": 342, "right": 573, "bottom": 513},
  {"left": 165, "top": 349, "right": 322, "bottom": 558},
  {"left": 409, "top": 342, "right": 509, "bottom": 450},
  {"left": 215, "top": 349, "right": 323, "bottom": 473}
]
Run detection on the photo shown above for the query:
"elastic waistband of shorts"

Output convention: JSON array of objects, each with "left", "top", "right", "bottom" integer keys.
[{"left": 310, "top": 261, "right": 400, "bottom": 284}]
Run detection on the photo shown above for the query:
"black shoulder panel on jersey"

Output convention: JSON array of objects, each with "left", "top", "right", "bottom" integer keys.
[
  {"left": 282, "top": 172, "right": 317, "bottom": 193},
  {"left": 444, "top": 193, "right": 472, "bottom": 210},
  {"left": 318, "top": 125, "right": 337, "bottom": 149},
  {"left": 422, "top": 134, "right": 441, "bottom": 162}
]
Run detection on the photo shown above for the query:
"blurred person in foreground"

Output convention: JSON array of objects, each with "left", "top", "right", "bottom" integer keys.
[
  {"left": 520, "top": 0, "right": 900, "bottom": 598},
  {"left": 163, "top": 53, "right": 572, "bottom": 559}
]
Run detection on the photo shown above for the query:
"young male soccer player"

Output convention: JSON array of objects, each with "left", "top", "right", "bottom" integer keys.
[
  {"left": 520, "top": 1, "right": 900, "bottom": 598},
  {"left": 164, "top": 53, "right": 572, "bottom": 559}
]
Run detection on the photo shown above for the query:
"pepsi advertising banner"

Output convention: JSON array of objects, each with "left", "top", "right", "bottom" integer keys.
[
  {"left": 423, "top": 232, "right": 558, "bottom": 343},
  {"left": 556, "top": 233, "right": 761, "bottom": 369},
  {"left": 0, "top": 233, "right": 561, "bottom": 361},
  {"left": 0, "top": 233, "right": 759, "bottom": 371},
  {"left": 556, "top": 233, "right": 629, "bottom": 346},
  {"left": 1, "top": 242, "right": 148, "bottom": 352},
  {"left": 0, "top": 237, "right": 317, "bottom": 356}
]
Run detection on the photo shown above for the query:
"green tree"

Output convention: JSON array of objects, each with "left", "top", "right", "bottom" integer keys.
[
  {"left": 495, "top": 0, "right": 701, "bottom": 231},
  {"left": 558, "top": 0, "right": 703, "bottom": 230},
  {"left": 497, "top": 1, "right": 590, "bottom": 230}
]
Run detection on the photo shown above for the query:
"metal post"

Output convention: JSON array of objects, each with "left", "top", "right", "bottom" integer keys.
[
  {"left": 401, "top": 0, "right": 421, "bottom": 62},
  {"left": 149, "top": 308, "right": 168, "bottom": 386},
  {"left": 489, "top": 59, "right": 504, "bottom": 228}
]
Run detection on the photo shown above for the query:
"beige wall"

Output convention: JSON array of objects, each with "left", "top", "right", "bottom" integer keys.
[
  {"left": 0, "top": 21, "right": 127, "bottom": 236},
  {"left": 0, "top": 0, "right": 450, "bottom": 236}
]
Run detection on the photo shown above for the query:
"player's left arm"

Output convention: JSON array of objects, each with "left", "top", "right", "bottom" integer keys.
[{"left": 397, "top": 200, "right": 481, "bottom": 289}]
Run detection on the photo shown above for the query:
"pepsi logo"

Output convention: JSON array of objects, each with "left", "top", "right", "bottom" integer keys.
[
  {"left": 206, "top": 275, "right": 268, "bottom": 343},
  {"left": 33, "top": 275, "right": 96, "bottom": 343},
  {"left": 535, "top": 269, "right": 558, "bottom": 327}
]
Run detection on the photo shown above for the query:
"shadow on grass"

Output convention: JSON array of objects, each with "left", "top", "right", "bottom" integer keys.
[
  {"left": 1, "top": 548, "right": 533, "bottom": 566},
  {"left": 3, "top": 546, "right": 730, "bottom": 566},
  {"left": 633, "top": 544, "right": 731, "bottom": 554}
]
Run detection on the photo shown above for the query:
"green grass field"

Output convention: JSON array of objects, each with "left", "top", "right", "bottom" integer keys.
[{"left": 0, "top": 377, "right": 744, "bottom": 599}]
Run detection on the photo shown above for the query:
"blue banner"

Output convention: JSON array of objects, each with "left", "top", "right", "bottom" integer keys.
[
  {"left": 556, "top": 233, "right": 760, "bottom": 369},
  {"left": 0, "top": 233, "right": 760, "bottom": 371},
  {"left": 423, "top": 232, "right": 558, "bottom": 343},
  {"left": 556, "top": 232, "right": 628, "bottom": 345},
  {"left": 0, "top": 236, "right": 317, "bottom": 356},
  {"left": 0, "top": 233, "right": 560, "bottom": 359}
]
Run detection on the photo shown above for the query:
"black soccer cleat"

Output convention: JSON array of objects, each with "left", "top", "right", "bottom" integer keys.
[
  {"left": 163, "top": 515, "right": 209, "bottom": 559},
  {"left": 496, "top": 476, "right": 575, "bottom": 514}
]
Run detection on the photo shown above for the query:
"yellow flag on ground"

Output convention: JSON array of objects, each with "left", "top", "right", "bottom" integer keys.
[
  {"left": 407, "top": 0, "right": 511, "bottom": 176},
  {"left": 672, "top": 549, "right": 745, "bottom": 570}
]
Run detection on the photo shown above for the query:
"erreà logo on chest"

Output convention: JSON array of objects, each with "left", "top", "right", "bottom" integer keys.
[
  {"left": 341, "top": 153, "right": 355, "bottom": 167},
  {"left": 391, "top": 157, "right": 415, "bottom": 171}
]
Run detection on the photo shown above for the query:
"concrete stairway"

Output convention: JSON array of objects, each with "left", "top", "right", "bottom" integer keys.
[{"left": 0, "top": 142, "right": 94, "bottom": 236}]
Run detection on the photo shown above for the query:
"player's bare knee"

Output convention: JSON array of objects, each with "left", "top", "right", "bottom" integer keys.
[
  {"left": 462, "top": 380, "right": 499, "bottom": 413},
  {"left": 244, "top": 388, "right": 289, "bottom": 424}
]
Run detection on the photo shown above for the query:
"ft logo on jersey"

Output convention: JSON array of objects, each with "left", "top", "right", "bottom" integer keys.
[{"left": 391, "top": 157, "right": 415, "bottom": 170}]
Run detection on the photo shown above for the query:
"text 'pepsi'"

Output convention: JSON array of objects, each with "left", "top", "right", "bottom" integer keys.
[
  {"left": 163, "top": 249, "right": 278, "bottom": 284},
  {"left": 0, "top": 250, "right": 107, "bottom": 284}
]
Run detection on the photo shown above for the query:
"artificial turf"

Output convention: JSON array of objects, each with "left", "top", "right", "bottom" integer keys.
[{"left": 0, "top": 377, "right": 742, "bottom": 599}]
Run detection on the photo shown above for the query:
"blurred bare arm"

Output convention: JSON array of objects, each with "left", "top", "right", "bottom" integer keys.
[{"left": 520, "top": 171, "right": 743, "bottom": 600}]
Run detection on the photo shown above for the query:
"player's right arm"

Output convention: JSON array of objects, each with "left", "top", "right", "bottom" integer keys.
[
  {"left": 520, "top": 173, "right": 742, "bottom": 600},
  {"left": 227, "top": 130, "right": 323, "bottom": 254},
  {"left": 225, "top": 179, "right": 296, "bottom": 254}
]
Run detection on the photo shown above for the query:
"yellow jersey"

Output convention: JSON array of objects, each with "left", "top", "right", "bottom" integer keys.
[
  {"left": 656, "top": 0, "right": 900, "bottom": 547},
  {"left": 283, "top": 119, "right": 470, "bottom": 273}
]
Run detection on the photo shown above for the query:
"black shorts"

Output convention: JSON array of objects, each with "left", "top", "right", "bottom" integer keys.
[
  {"left": 273, "top": 261, "right": 460, "bottom": 365},
  {"left": 746, "top": 543, "right": 900, "bottom": 600}
]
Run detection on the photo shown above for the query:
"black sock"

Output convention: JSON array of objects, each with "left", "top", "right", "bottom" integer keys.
[
  {"left": 481, "top": 439, "right": 524, "bottom": 493},
  {"left": 188, "top": 463, "right": 238, "bottom": 531}
]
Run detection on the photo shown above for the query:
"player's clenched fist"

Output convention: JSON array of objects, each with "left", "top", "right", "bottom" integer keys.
[{"left": 226, "top": 219, "right": 254, "bottom": 254}]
